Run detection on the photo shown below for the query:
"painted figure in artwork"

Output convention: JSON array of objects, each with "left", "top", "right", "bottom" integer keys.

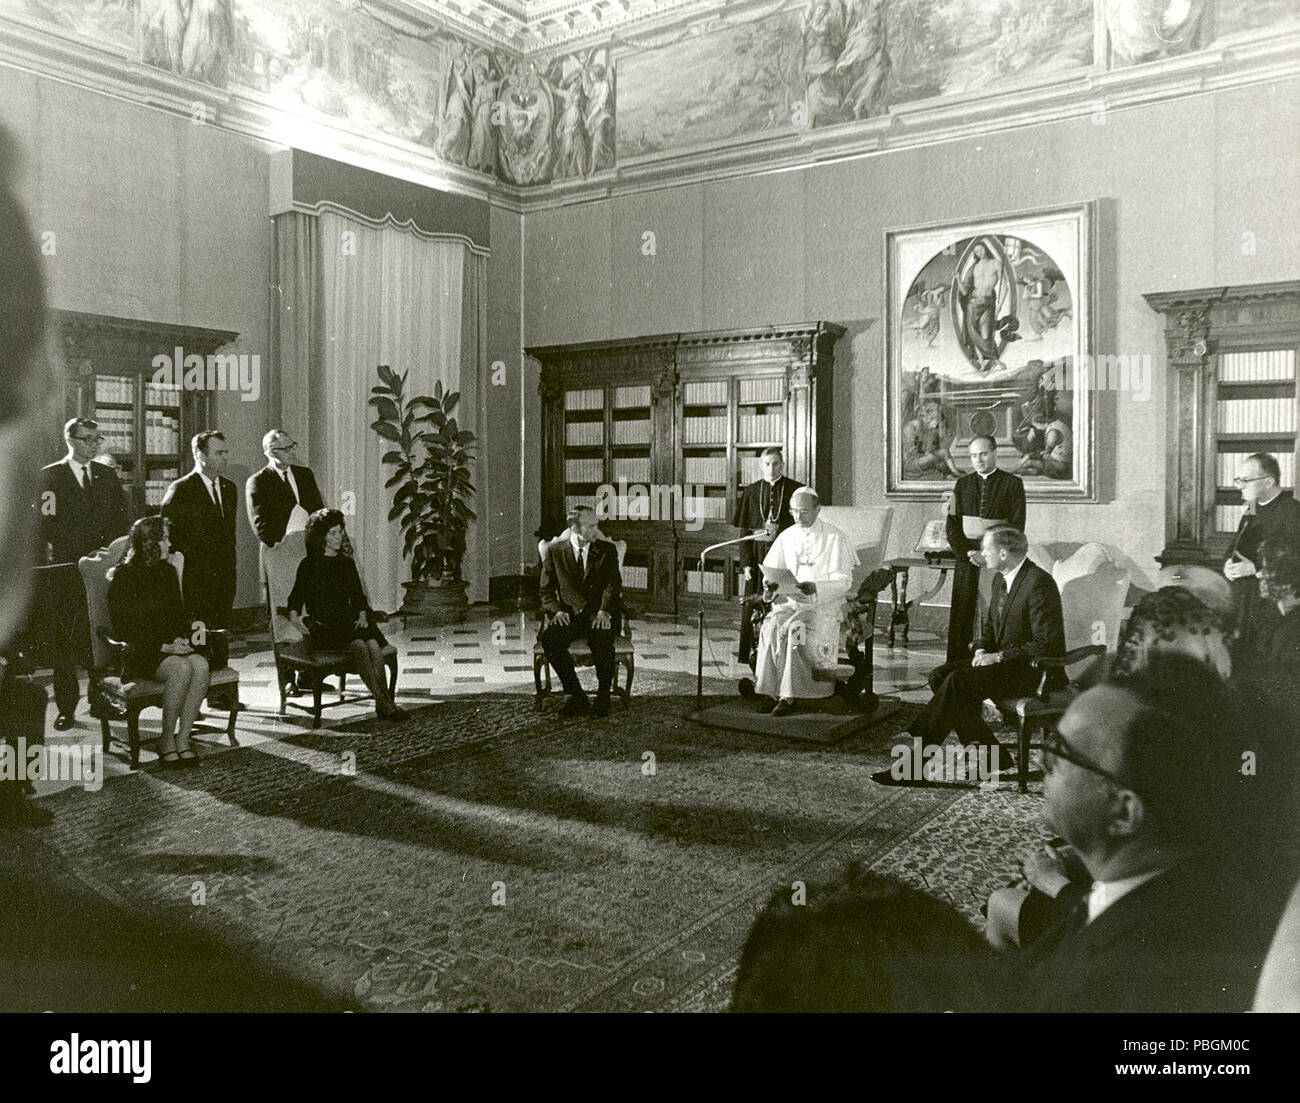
[
  {"left": 139, "top": 0, "right": 231, "bottom": 86},
  {"left": 904, "top": 282, "right": 946, "bottom": 347},
  {"left": 802, "top": 0, "right": 847, "bottom": 125},
  {"left": 438, "top": 50, "right": 473, "bottom": 164},
  {"left": 837, "top": 0, "right": 891, "bottom": 119},
  {"left": 1012, "top": 361, "right": 1073, "bottom": 479},
  {"left": 498, "top": 60, "right": 555, "bottom": 185},
  {"left": 554, "top": 69, "right": 590, "bottom": 180},
  {"left": 901, "top": 369, "right": 961, "bottom": 479},
  {"left": 582, "top": 56, "right": 614, "bottom": 176},
  {"left": 467, "top": 51, "right": 502, "bottom": 176}
]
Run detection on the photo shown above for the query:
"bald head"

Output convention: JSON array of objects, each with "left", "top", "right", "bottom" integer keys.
[{"left": 1045, "top": 655, "right": 1229, "bottom": 876}]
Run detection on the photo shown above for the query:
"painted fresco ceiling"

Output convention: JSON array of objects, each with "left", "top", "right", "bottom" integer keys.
[{"left": 1, "top": 1, "right": 1296, "bottom": 189}]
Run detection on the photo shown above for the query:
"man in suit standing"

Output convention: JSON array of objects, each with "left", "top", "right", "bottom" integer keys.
[
  {"left": 1223, "top": 452, "right": 1300, "bottom": 659},
  {"left": 945, "top": 435, "right": 1025, "bottom": 662},
  {"left": 539, "top": 505, "right": 622, "bottom": 717},
  {"left": 35, "top": 417, "right": 131, "bottom": 728},
  {"left": 38, "top": 418, "right": 131, "bottom": 566},
  {"left": 245, "top": 428, "right": 325, "bottom": 548},
  {"left": 733, "top": 447, "right": 803, "bottom": 664},
  {"left": 246, "top": 428, "right": 326, "bottom": 698},
  {"left": 874, "top": 525, "right": 1062, "bottom": 784},
  {"left": 162, "top": 430, "right": 238, "bottom": 635},
  {"left": 1022, "top": 655, "right": 1279, "bottom": 1012}
]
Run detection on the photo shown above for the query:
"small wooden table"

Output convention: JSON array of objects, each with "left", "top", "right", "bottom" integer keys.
[{"left": 882, "top": 555, "right": 956, "bottom": 648}]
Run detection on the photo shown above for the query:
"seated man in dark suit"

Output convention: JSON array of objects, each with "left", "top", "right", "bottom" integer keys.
[
  {"left": 1022, "top": 655, "right": 1281, "bottom": 1012},
  {"left": 733, "top": 447, "right": 802, "bottom": 664},
  {"left": 245, "top": 428, "right": 325, "bottom": 549},
  {"left": 874, "top": 525, "right": 1063, "bottom": 785},
  {"left": 539, "top": 505, "right": 622, "bottom": 717}
]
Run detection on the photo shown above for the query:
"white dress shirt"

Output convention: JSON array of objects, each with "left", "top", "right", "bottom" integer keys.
[
  {"left": 199, "top": 471, "right": 223, "bottom": 513},
  {"left": 1086, "top": 868, "right": 1164, "bottom": 923},
  {"left": 69, "top": 458, "right": 91, "bottom": 490}
]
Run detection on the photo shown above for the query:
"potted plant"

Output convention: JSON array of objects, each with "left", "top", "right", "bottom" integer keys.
[{"left": 369, "top": 364, "right": 477, "bottom": 624}]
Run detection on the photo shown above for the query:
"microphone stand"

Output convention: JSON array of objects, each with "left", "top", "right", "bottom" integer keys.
[{"left": 695, "top": 532, "right": 766, "bottom": 711}]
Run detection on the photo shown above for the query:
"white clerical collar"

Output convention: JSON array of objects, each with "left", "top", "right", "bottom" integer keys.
[
  {"left": 1000, "top": 556, "right": 1027, "bottom": 591},
  {"left": 1086, "top": 868, "right": 1164, "bottom": 923},
  {"left": 977, "top": 469, "right": 994, "bottom": 480}
]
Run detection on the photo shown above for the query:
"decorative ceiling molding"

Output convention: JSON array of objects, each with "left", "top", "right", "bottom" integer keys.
[{"left": 402, "top": 0, "right": 734, "bottom": 54}]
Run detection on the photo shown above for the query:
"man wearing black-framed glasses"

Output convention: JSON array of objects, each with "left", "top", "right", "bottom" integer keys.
[
  {"left": 1024, "top": 655, "right": 1281, "bottom": 1012},
  {"left": 35, "top": 416, "right": 131, "bottom": 728},
  {"left": 246, "top": 428, "right": 325, "bottom": 549},
  {"left": 1223, "top": 452, "right": 1300, "bottom": 657}
]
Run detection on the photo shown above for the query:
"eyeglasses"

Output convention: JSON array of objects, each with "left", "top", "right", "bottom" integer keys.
[
  {"left": 73, "top": 433, "right": 103, "bottom": 443},
  {"left": 270, "top": 442, "right": 298, "bottom": 453},
  {"left": 1042, "top": 729, "right": 1130, "bottom": 788},
  {"left": 1232, "top": 475, "right": 1269, "bottom": 486}
]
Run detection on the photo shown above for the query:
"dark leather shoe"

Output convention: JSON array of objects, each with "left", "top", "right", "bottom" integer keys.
[
  {"left": 561, "top": 695, "right": 590, "bottom": 717},
  {"left": 284, "top": 680, "right": 302, "bottom": 698},
  {"left": 592, "top": 694, "right": 611, "bottom": 717},
  {"left": 53, "top": 714, "right": 75, "bottom": 732},
  {"left": 770, "top": 699, "right": 795, "bottom": 717}
]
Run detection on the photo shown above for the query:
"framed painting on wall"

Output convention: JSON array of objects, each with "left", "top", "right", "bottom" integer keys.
[{"left": 884, "top": 203, "right": 1096, "bottom": 501}]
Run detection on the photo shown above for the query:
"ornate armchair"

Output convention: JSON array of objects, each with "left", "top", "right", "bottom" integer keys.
[
  {"left": 262, "top": 531, "right": 399, "bottom": 728},
  {"left": 533, "top": 534, "right": 635, "bottom": 708},
  {"left": 989, "top": 542, "right": 1131, "bottom": 792},
  {"left": 79, "top": 537, "right": 240, "bottom": 769},
  {"left": 738, "top": 505, "right": 894, "bottom": 712}
]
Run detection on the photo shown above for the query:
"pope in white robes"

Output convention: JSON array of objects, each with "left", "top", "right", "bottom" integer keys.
[{"left": 754, "top": 489, "right": 858, "bottom": 711}]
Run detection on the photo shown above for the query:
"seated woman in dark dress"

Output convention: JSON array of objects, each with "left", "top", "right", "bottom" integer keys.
[
  {"left": 107, "top": 515, "right": 209, "bottom": 765},
  {"left": 285, "top": 509, "right": 404, "bottom": 720}
]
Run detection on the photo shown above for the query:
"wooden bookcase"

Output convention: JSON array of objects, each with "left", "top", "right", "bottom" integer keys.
[
  {"left": 1145, "top": 282, "right": 1299, "bottom": 567},
  {"left": 528, "top": 323, "right": 844, "bottom": 614},
  {"left": 52, "top": 311, "right": 237, "bottom": 520}
]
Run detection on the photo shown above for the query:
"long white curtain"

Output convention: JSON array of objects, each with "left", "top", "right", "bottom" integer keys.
[{"left": 316, "top": 210, "right": 487, "bottom": 610}]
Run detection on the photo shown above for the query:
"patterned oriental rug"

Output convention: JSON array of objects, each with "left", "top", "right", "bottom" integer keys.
[{"left": 39, "top": 672, "right": 1046, "bottom": 1012}]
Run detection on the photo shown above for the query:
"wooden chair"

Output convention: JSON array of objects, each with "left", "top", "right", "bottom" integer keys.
[
  {"left": 79, "top": 538, "right": 240, "bottom": 769},
  {"left": 261, "top": 531, "right": 400, "bottom": 728},
  {"left": 739, "top": 505, "right": 894, "bottom": 710},
  {"left": 533, "top": 534, "right": 635, "bottom": 708},
  {"left": 989, "top": 543, "right": 1131, "bottom": 792}
]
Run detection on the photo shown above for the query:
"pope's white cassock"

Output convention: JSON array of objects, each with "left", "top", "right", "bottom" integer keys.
[{"left": 754, "top": 517, "right": 858, "bottom": 700}]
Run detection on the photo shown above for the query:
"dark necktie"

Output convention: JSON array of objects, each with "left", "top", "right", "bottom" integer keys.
[
  {"left": 78, "top": 466, "right": 90, "bottom": 493},
  {"left": 210, "top": 479, "right": 222, "bottom": 517},
  {"left": 580, "top": 545, "right": 589, "bottom": 576},
  {"left": 990, "top": 572, "right": 1007, "bottom": 634},
  {"left": 282, "top": 470, "right": 297, "bottom": 504}
]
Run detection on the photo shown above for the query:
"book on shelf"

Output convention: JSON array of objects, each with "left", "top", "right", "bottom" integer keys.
[
  {"left": 613, "top": 385, "right": 651, "bottom": 408},
  {"left": 93, "top": 375, "right": 134, "bottom": 404},
  {"left": 684, "top": 569, "right": 725, "bottom": 595},
  {"left": 565, "top": 457, "right": 604, "bottom": 483},
  {"left": 684, "top": 456, "right": 728, "bottom": 484},
  {"left": 611, "top": 457, "right": 651, "bottom": 482},
  {"left": 1219, "top": 350, "right": 1297, "bottom": 383},
  {"left": 739, "top": 455, "right": 763, "bottom": 484},
  {"left": 565, "top": 421, "right": 604, "bottom": 446},
  {"left": 1216, "top": 397, "right": 1297, "bottom": 435},
  {"left": 613, "top": 419, "right": 651, "bottom": 445},
  {"left": 682, "top": 416, "right": 726, "bottom": 445},
  {"left": 738, "top": 377, "right": 785, "bottom": 404},
  {"left": 738, "top": 413, "right": 782, "bottom": 443},
  {"left": 683, "top": 380, "right": 728, "bottom": 405},
  {"left": 564, "top": 388, "right": 604, "bottom": 411}
]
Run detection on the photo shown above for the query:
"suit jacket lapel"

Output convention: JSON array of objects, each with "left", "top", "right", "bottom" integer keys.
[{"left": 998, "top": 563, "right": 1030, "bottom": 642}]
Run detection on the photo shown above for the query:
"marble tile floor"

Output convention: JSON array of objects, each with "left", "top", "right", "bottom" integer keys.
[{"left": 23, "top": 605, "right": 953, "bottom": 800}]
